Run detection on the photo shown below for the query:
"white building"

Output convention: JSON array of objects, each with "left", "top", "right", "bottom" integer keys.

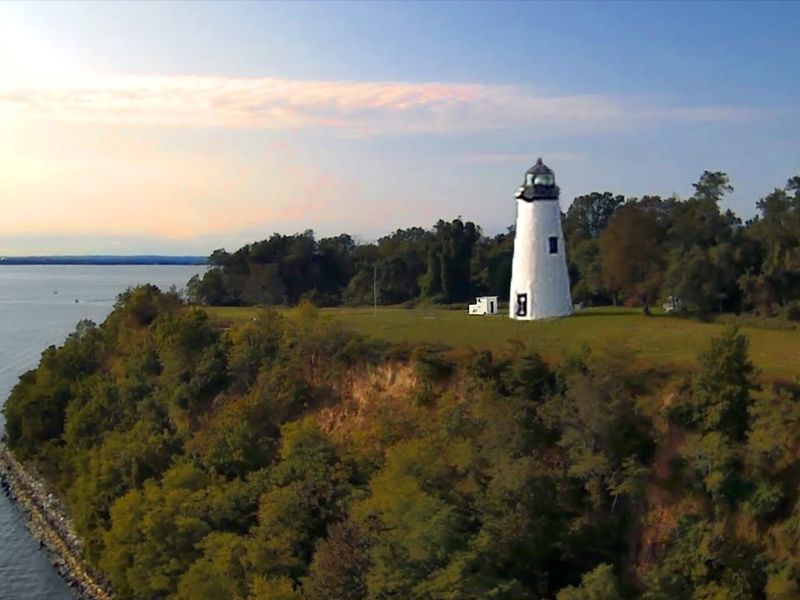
[
  {"left": 663, "top": 296, "right": 681, "bottom": 313},
  {"left": 468, "top": 296, "right": 499, "bottom": 316},
  {"left": 509, "top": 158, "right": 572, "bottom": 320}
]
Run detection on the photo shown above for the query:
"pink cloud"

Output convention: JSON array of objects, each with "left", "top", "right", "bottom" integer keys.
[{"left": 0, "top": 75, "right": 767, "bottom": 135}]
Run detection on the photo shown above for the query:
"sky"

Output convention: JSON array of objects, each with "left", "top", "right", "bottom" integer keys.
[{"left": 1, "top": 1, "right": 799, "bottom": 255}]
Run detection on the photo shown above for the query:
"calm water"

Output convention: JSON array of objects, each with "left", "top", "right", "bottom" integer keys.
[{"left": 0, "top": 265, "right": 205, "bottom": 600}]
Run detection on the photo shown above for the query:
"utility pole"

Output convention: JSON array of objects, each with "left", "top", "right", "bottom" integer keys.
[{"left": 373, "top": 263, "right": 378, "bottom": 317}]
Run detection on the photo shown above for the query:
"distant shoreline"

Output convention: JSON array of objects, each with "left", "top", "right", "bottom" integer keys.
[{"left": 0, "top": 256, "right": 207, "bottom": 266}]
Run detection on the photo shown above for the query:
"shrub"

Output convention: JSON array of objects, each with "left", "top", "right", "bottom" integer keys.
[{"left": 782, "top": 300, "right": 800, "bottom": 322}]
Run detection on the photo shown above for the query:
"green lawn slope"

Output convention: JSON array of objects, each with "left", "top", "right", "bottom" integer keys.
[{"left": 205, "top": 306, "right": 800, "bottom": 381}]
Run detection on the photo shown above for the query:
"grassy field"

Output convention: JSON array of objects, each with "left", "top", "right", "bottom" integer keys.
[{"left": 205, "top": 306, "right": 800, "bottom": 382}]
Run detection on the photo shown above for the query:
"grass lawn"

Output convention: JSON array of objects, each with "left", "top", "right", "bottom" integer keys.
[{"left": 205, "top": 306, "right": 800, "bottom": 382}]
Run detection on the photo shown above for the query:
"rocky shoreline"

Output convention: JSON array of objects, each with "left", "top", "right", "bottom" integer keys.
[{"left": 0, "top": 443, "right": 114, "bottom": 600}]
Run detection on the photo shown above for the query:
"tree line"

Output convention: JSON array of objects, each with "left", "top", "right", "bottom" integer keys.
[
  {"left": 4, "top": 286, "right": 800, "bottom": 598},
  {"left": 187, "top": 171, "right": 800, "bottom": 317}
]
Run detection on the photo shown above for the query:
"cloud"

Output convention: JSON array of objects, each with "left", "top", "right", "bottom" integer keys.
[{"left": 0, "top": 75, "right": 766, "bottom": 136}]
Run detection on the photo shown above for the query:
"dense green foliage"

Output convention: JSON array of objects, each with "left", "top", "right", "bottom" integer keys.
[
  {"left": 5, "top": 286, "right": 800, "bottom": 598},
  {"left": 188, "top": 172, "right": 800, "bottom": 317}
]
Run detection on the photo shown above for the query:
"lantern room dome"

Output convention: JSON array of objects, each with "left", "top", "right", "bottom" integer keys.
[
  {"left": 526, "top": 157, "right": 553, "bottom": 177},
  {"left": 515, "top": 158, "right": 559, "bottom": 201},
  {"left": 525, "top": 158, "right": 555, "bottom": 186}
]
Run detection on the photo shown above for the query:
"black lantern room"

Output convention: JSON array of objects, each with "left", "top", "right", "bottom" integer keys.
[{"left": 515, "top": 158, "right": 559, "bottom": 201}]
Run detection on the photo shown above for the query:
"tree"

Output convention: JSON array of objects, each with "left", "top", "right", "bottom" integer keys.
[
  {"left": 246, "top": 418, "right": 350, "bottom": 582},
  {"left": 661, "top": 172, "right": 740, "bottom": 313},
  {"left": 662, "top": 244, "right": 738, "bottom": 313},
  {"left": 248, "top": 576, "right": 303, "bottom": 600},
  {"left": 672, "top": 327, "right": 757, "bottom": 502},
  {"left": 241, "top": 263, "right": 286, "bottom": 305},
  {"left": 570, "top": 238, "right": 610, "bottom": 305},
  {"left": 765, "top": 570, "right": 800, "bottom": 600},
  {"left": 741, "top": 177, "right": 800, "bottom": 313},
  {"left": 690, "top": 326, "right": 757, "bottom": 440},
  {"left": 303, "top": 521, "right": 370, "bottom": 600},
  {"left": 175, "top": 533, "right": 250, "bottom": 600},
  {"left": 471, "top": 229, "right": 514, "bottom": 300},
  {"left": 643, "top": 516, "right": 764, "bottom": 599},
  {"left": 421, "top": 219, "right": 481, "bottom": 302},
  {"left": 599, "top": 202, "right": 665, "bottom": 314},
  {"left": 556, "top": 563, "right": 622, "bottom": 600},
  {"left": 100, "top": 463, "right": 214, "bottom": 600},
  {"left": 748, "top": 387, "right": 800, "bottom": 474},
  {"left": 681, "top": 431, "right": 737, "bottom": 499},
  {"left": 564, "top": 192, "right": 625, "bottom": 245},
  {"left": 355, "top": 435, "right": 472, "bottom": 598},
  {"left": 692, "top": 171, "right": 734, "bottom": 203}
]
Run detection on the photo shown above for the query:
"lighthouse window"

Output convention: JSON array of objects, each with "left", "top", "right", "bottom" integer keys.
[
  {"left": 526, "top": 173, "right": 534, "bottom": 186},
  {"left": 534, "top": 174, "right": 554, "bottom": 186},
  {"left": 548, "top": 236, "right": 558, "bottom": 254}
]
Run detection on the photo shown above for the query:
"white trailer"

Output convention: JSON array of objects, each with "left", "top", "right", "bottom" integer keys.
[{"left": 468, "top": 296, "right": 499, "bottom": 316}]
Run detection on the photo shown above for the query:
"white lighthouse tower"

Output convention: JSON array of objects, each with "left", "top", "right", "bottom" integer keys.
[{"left": 509, "top": 158, "right": 572, "bottom": 320}]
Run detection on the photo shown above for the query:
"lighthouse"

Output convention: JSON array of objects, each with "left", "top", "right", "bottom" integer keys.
[{"left": 509, "top": 158, "right": 572, "bottom": 320}]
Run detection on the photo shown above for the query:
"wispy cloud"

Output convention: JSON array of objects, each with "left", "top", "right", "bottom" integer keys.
[{"left": 0, "top": 75, "right": 766, "bottom": 136}]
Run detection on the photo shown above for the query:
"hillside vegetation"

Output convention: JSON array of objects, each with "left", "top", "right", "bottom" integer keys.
[{"left": 4, "top": 286, "right": 800, "bottom": 599}]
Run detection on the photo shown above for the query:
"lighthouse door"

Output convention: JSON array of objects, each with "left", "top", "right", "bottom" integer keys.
[{"left": 516, "top": 293, "right": 528, "bottom": 317}]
